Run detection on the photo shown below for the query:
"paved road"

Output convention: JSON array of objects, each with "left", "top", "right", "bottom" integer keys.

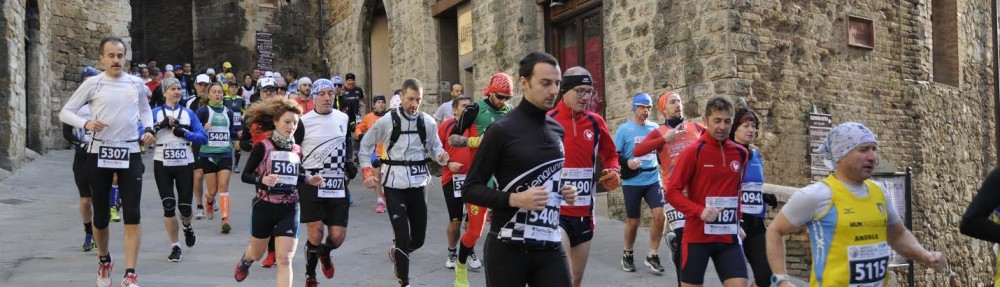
[{"left": 0, "top": 149, "right": 761, "bottom": 286}]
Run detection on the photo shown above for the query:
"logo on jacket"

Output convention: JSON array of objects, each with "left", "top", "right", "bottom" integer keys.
[
  {"left": 730, "top": 161, "right": 740, "bottom": 172},
  {"left": 584, "top": 130, "right": 594, "bottom": 140}
]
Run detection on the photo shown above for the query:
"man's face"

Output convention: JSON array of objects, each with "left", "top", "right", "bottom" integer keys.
[
  {"left": 702, "top": 109, "right": 733, "bottom": 142},
  {"left": 401, "top": 87, "right": 422, "bottom": 115},
  {"left": 165, "top": 85, "right": 182, "bottom": 103},
  {"left": 346, "top": 79, "right": 356, "bottom": 89},
  {"left": 519, "top": 63, "right": 561, "bottom": 110},
  {"left": 453, "top": 99, "right": 472, "bottom": 117},
  {"left": 374, "top": 100, "right": 386, "bottom": 112},
  {"left": 450, "top": 84, "right": 464, "bottom": 98},
  {"left": 487, "top": 92, "right": 510, "bottom": 109},
  {"left": 252, "top": 69, "right": 260, "bottom": 79},
  {"left": 314, "top": 88, "right": 335, "bottom": 113},
  {"left": 99, "top": 41, "right": 126, "bottom": 77},
  {"left": 664, "top": 93, "right": 683, "bottom": 119},
  {"left": 633, "top": 105, "right": 651, "bottom": 121},
  {"left": 839, "top": 143, "right": 878, "bottom": 181},
  {"left": 260, "top": 87, "right": 278, "bottom": 100},
  {"left": 334, "top": 83, "right": 344, "bottom": 94},
  {"left": 140, "top": 68, "right": 149, "bottom": 78},
  {"left": 183, "top": 63, "right": 191, "bottom": 73},
  {"left": 298, "top": 82, "right": 312, "bottom": 96},
  {"left": 148, "top": 61, "right": 157, "bottom": 69},
  {"left": 195, "top": 82, "right": 209, "bottom": 96},
  {"left": 561, "top": 84, "right": 595, "bottom": 113}
]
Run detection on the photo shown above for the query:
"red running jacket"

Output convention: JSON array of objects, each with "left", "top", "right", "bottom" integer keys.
[
  {"left": 438, "top": 118, "right": 476, "bottom": 186},
  {"left": 664, "top": 132, "right": 748, "bottom": 244},
  {"left": 547, "top": 101, "right": 619, "bottom": 218}
]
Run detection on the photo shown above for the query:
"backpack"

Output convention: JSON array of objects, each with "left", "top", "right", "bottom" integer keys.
[{"left": 384, "top": 110, "right": 427, "bottom": 160}]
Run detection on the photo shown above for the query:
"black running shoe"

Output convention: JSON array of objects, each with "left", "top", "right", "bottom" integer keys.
[
  {"left": 168, "top": 246, "right": 182, "bottom": 262},
  {"left": 183, "top": 226, "right": 196, "bottom": 247},
  {"left": 621, "top": 251, "right": 636, "bottom": 272}
]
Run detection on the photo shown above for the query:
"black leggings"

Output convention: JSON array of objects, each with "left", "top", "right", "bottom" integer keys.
[
  {"left": 384, "top": 186, "right": 428, "bottom": 283},
  {"left": 72, "top": 152, "right": 92, "bottom": 198},
  {"left": 88, "top": 153, "right": 144, "bottom": 229},
  {"left": 741, "top": 217, "right": 773, "bottom": 287},
  {"left": 483, "top": 234, "right": 572, "bottom": 287},
  {"left": 153, "top": 160, "right": 194, "bottom": 218}
]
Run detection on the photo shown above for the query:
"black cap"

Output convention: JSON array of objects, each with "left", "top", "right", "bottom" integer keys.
[
  {"left": 373, "top": 95, "right": 386, "bottom": 104},
  {"left": 345, "top": 73, "right": 356, "bottom": 80}
]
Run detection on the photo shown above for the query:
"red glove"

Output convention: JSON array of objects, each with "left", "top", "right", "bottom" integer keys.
[{"left": 599, "top": 169, "right": 621, "bottom": 190}]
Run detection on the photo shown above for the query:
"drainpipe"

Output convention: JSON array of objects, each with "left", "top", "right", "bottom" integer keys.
[{"left": 993, "top": 0, "right": 1000, "bottom": 163}]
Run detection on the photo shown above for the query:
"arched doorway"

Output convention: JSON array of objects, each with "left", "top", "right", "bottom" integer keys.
[{"left": 362, "top": 0, "right": 391, "bottom": 106}]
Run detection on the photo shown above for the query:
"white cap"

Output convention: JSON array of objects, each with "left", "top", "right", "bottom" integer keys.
[
  {"left": 206, "top": 68, "right": 216, "bottom": 74},
  {"left": 165, "top": 65, "right": 174, "bottom": 72},
  {"left": 264, "top": 71, "right": 274, "bottom": 78},
  {"left": 195, "top": 74, "right": 211, "bottom": 84},
  {"left": 258, "top": 77, "right": 276, "bottom": 88},
  {"left": 273, "top": 72, "right": 282, "bottom": 78},
  {"left": 298, "top": 77, "right": 312, "bottom": 85}
]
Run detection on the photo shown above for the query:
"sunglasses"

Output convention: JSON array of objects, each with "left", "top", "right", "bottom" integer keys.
[{"left": 494, "top": 94, "right": 512, "bottom": 100}]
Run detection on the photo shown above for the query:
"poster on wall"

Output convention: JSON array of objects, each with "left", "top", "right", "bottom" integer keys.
[
  {"left": 872, "top": 173, "right": 912, "bottom": 267},
  {"left": 256, "top": 31, "right": 274, "bottom": 71},
  {"left": 808, "top": 112, "right": 833, "bottom": 181}
]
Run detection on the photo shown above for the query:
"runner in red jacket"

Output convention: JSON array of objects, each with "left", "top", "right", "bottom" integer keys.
[
  {"left": 437, "top": 95, "right": 486, "bottom": 275},
  {"left": 547, "top": 67, "right": 620, "bottom": 287},
  {"left": 664, "top": 96, "right": 749, "bottom": 287}
]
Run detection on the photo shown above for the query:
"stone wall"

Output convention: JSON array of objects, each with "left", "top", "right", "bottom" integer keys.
[
  {"left": 192, "top": 1, "right": 253, "bottom": 75},
  {"left": 0, "top": 0, "right": 29, "bottom": 173},
  {"left": 129, "top": 0, "right": 193, "bottom": 66},
  {"left": 469, "top": 0, "right": 544, "bottom": 104}
]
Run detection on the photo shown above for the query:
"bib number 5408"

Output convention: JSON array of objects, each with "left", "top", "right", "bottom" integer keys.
[{"left": 529, "top": 208, "right": 558, "bottom": 226}]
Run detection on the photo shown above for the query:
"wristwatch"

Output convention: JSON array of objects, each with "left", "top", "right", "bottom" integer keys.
[{"left": 770, "top": 274, "right": 791, "bottom": 286}]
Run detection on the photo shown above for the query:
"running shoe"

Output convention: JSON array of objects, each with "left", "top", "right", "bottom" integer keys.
[
  {"left": 168, "top": 246, "right": 182, "bottom": 262},
  {"left": 234, "top": 255, "right": 252, "bottom": 282},
  {"left": 205, "top": 203, "right": 215, "bottom": 220},
  {"left": 304, "top": 277, "right": 319, "bottom": 287},
  {"left": 375, "top": 201, "right": 386, "bottom": 213},
  {"left": 120, "top": 272, "right": 139, "bottom": 287},
  {"left": 621, "top": 251, "right": 636, "bottom": 272},
  {"left": 644, "top": 254, "right": 665, "bottom": 273},
  {"left": 96, "top": 257, "right": 113, "bottom": 287},
  {"left": 261, "top": 250, "right": 276, "bottom": 268},
  {"left": 183, "top": 225, "right": 196, "bottom": 247},
  {"left": 319, "top": 249, "right": 335, "bottom": 279},
  {"left": 221, "top": 218, "right": 231, "bottom": 234},
  {"left": 82, "top": 233, "right": 94, "bottom": 252},
  {"left": 194, "top": 208, "right": 205, "bottom": 220},
  {"left": 467, "top": 251, "right": 482, "bottom": 270},
  {"left": 444, "top": 250, "right": 457, "bottom": 269},
  {"left": 110, "top": 207, "right": 121, "bottom": 222},
  {"left": 454, "top": 262, "right": 469, "bottom": 287}
]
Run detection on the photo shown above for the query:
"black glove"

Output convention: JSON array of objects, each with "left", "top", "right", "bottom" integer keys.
[
  {"left": 346, "top": 162, "right": 358, "bottom": 180},
  {"left": 764, "top": 193, "right": 778, "bottom": 208},
  {"left": 153, "top": 120, "right": 172, "bottom": 132},
  {"left": 172, "top": 127, "right": 189, "bottom": 138}
]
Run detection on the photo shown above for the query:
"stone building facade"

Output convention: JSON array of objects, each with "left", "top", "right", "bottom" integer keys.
[
  {"left": 320, "top": 0, "right": 997, "bottom": 284},
  {"left": 0, "top": 0, "right": 131, "bottom": 178}
]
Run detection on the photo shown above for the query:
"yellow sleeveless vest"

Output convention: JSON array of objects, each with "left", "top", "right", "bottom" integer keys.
[{"left": 807, "top": 175, "right": 891, "bottom": 287}]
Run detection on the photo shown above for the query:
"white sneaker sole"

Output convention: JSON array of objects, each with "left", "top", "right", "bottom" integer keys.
[{"left": 643, "top": 261, "right": 665, "bottom": 273}]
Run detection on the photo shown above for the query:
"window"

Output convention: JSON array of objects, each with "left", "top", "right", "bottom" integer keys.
[
  {"left": 260, "top": 0, "right": 279, "bottom": 9},
  {"left": 549, "top": 2, "right": 605, "bottom": 116},
  {"left": 932, "top": 0, "right": 958, "bottom": 86}
]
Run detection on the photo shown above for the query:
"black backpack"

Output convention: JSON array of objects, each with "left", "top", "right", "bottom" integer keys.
[{"left": 381, "top": 110, "right": 430, "bottom": 167}]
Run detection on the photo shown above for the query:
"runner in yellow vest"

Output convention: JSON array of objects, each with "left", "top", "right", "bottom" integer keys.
[{"left": 766, "top": 122, "right": 946, "bottom": 287}]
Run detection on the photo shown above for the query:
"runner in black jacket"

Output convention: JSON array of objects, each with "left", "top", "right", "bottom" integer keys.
[{"left": 462, "top": 52, "right": 578, "bottom": 287}]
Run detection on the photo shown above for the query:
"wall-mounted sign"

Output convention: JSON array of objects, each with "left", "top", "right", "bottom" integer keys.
[
  {"left": 256, "top": 31, "right": 274, "bottom": 71},
  {"left": 808, "top": 112, "right": 833, "bottom": 181},
  {"left": 458, "top": 10, "right": 473, "bottom": 56}
]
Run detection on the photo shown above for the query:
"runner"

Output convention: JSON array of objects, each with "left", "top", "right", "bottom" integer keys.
[
  {"left": 354, "top": 95, "right": 388, "bottom": 213},
  {"left": 767, "top": 122, "right": 946, "bottom": 287},
  {"left": 434, "top": 83, "right": 463, "bottom": 122},
  {"left": 960, "top": 166, "right": 1000, "bottom": 286},
  {"left": 224, "top": 84, "right": 248, "bottom": 172},
  {"left": 633, "top": 91, "right": 705, "bottom": 284},
  {"left": 729, "top": 107, "right": 776, "bottom": 287},
  {"left": 59, "top": 37, "right": 155, "bottom": 287},
  {"left": 614, "top": 93, "right": 667, "bottom": 273},
  {"left": 150, "top": 77, "right": 208, "bottom": 261},
  {"left": 233, "top": 97, "right": 323, "bottom": 287},
  {"left": 187, "top": 74, "right": 211, "bottom": 220},
  {"left": 239, "top": 77, "right": 283, "bottom": 268},
  {"left": 240, "top": 73, "right": 256, "bottom": 99},
  {"left": 342, "top": 73, "right": 365, "bottom": 164},
  {"left": 436, "top": 95, "right": 475, "bottom": 269},
  {"left": 358, "top": 78, "right": 449, "bottom": 287},
  {"left": 292, "top": 79, "right": 356, "bottom": 286},
  {"left": 196, "top": 82, "right": 239, "bottom": 233},
  {"left": 447, "top": 72, "right": 514, "bottom": 276},
  {"left": 292, "top": 77, "right": 315, "bottom": 113},
  {"left": 462, "top": 52, "right": 579, "bottom": 287},
  {"left": 548, "top": 66, "right": 621, "bottom": 287},
  {"left": 63, "top": 66, "right": 101, "bottom": 252}
]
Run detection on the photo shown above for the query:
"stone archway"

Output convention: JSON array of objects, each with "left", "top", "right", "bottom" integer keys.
[{"left": 360, "top": 0, "right": 392, "bottom": 106}]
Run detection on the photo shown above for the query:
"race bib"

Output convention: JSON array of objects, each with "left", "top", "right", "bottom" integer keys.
[
  {"left": 97, "top": 142, "right": 131, "bottom": 169},
  {"left": 269, "top": 151, "right": 300, "bottom": 193},
  {"left": 452, "top": 174, "right": 466, "bottom": 198},
  {"left": 740, "top": 182, "right": 764, "bottom": 215},
  {"left": 317, "top": 170, "right": 346, "bottom": 198},
  {"left": 232, "top": 112, "right": 243, "bottom": 127},
  {"left": 409, "top": 163, "right": 428, "bottom": 176},
  {"left": 162, "top": 143, "right": 189, "bottom": 167},
  {"left": 848, "top": 242, "right": 890, "bottom": 286},
  {"left": 633, "top": 136, "right": 657, "bottom": 163},
  {"left": 523, "top": 173, "right": 563, "bottom": 243},
  {"left": 560, "top": 167, "right": 594, "bottom": 207},
  {"left": 207, "top": 127, "right": 230, "bottom": 147},
  {"left": 704, "top": 196, "right": 739, "bottom": 235},
  {"left": 664, "top": 203, "right": 687, "bottom": 230}
]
